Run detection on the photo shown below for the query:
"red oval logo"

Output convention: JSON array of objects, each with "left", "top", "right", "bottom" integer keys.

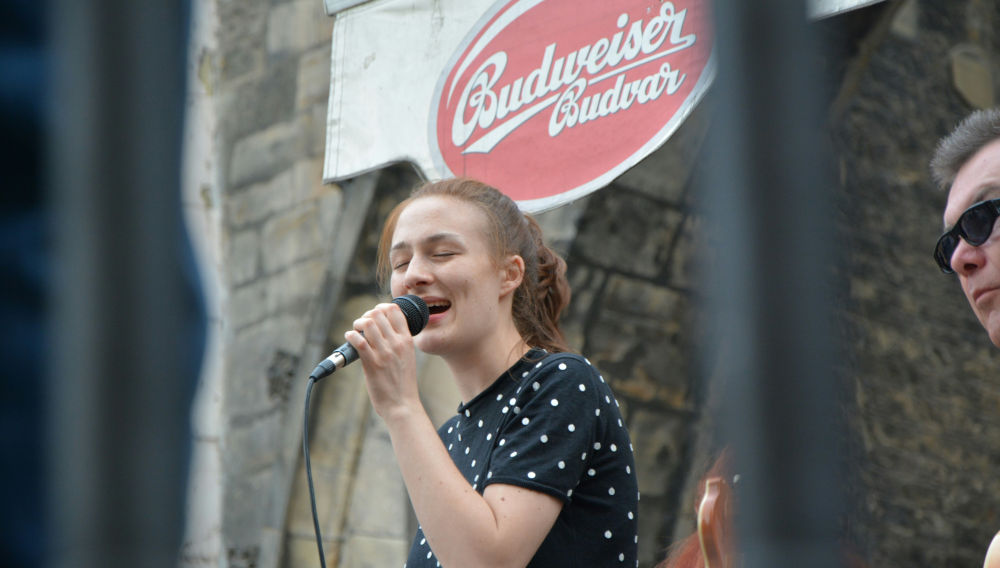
[{"left": 429, "top": 0, "right": 714, "bottom": 211}]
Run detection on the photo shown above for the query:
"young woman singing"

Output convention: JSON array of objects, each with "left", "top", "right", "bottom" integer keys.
[{"left": 344, "top": 178, "right": 639, "bottom": 567}]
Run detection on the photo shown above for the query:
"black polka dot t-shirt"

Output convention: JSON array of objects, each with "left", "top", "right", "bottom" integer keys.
[{"left": 404, "top": 349, "right": 639, "bottom": 567}]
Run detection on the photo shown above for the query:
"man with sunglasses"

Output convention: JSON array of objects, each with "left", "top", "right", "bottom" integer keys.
[
  {"left": 930, "top": 107, "right": 1000, "bottom": 568},
  {"left": 932, "top": 108, "right": 1000, "bottom": 345}
]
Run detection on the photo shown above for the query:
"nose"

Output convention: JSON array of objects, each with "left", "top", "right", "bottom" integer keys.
[
  {"left": 950, "top": 237, "right": 986, "bottom": 276},
  {"left": 401, "top": 255, "right": 433, "bottom": 290}
]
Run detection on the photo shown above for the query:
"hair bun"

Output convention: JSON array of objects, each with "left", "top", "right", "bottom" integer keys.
[{"left": 536, "top": 247, "right": 566, "bottom": 297}]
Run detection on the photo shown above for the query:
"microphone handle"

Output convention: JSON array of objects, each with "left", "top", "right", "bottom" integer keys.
[{"left": 309, "top": 342, "right": 359, "bottom": 380}]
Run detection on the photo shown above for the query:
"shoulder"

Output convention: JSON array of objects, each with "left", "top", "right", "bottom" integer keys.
[
  {"left": 985, "top": 531, "right": 1000, "bottom": 568},
  {"left": 528, "top": 352, "right": 599, "bottom": 379},
  {"left": 516, "top": 352, "right": 609, "bottom": 406},
  {"left": 527, "top": 352, "right": 608, "bottom": 390}
]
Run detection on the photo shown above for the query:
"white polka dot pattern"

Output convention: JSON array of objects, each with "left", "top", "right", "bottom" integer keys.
[{"left": 406, "top": 349, "right": 638, "bottom": 568}]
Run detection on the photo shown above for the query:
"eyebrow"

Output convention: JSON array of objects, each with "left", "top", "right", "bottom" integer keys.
[
  {"left": 944, "top": 185, "right": 1000, "bottom": 229},
  {"left": 972, "top": 185, "right": 1000, "bottom": 205},
  {"left": 389, "top": 232, "right": 464, "bottom": 253}
]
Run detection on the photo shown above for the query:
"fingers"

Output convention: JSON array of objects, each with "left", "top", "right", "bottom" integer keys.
[{"left": 346, "top": 302, "right": 410, "bottom": 354}]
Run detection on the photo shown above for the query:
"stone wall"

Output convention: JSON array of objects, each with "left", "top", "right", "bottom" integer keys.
[
  {"left": 179, "top": 1, "right": 1000, "bottom": 567},
  {"left": 180, "top": 0, "right": 345, "bottom": 565},
  {"left": 829, "top": 0, "right": 1000, "bottom": 565}
]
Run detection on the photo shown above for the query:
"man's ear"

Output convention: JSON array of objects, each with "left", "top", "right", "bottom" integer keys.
[{"left": 499, "top": 254, "right": 525, "bottom": 297}]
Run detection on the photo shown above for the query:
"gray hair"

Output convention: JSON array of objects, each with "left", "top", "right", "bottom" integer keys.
[{"left": 930, "top": 108, "right": 1000, "bottom": 189}]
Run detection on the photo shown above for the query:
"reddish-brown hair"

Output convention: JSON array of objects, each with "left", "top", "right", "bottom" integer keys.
[{"left": 377, "top": 178, "right": 572, "bottom": 353}]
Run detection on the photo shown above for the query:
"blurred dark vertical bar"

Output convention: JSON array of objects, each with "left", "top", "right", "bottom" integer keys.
[
  {"left": 0, "top": 1, "right": 50, "bottom": 566},
  {"left": 701, "top": 1, "right": 843, "bottom": 567},
  {"left": 48, "top": 2, "right": 201, "bottom": 568}
]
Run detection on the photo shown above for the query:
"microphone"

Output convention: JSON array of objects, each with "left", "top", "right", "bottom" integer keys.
[{"left": 309, "top": 294, "right": 429, "bottom": 380}]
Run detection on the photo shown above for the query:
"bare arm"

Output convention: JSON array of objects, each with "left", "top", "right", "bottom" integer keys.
[
  {"left": 985, "top": 531, "right": 1000, "bottom": 568},
  {"left": 346, "top": 304, "right": 562, "bottom": 567}
]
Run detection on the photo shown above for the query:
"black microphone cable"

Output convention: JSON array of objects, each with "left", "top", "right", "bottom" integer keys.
[{"left": 303, "top": 377, "right": 327, "bottom": 568}]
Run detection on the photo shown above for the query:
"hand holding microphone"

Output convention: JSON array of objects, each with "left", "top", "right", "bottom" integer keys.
[{"left": 309, "top": 295, "right": 429, "bottom": 380}]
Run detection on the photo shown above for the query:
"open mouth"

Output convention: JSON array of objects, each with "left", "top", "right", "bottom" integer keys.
[{"left": 427, "top": 300, "right": 451, "bottom": 316}]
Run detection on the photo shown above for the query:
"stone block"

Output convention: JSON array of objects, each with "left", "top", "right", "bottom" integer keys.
[
  {"left": 227, "top": 168, "right": 296, "bottom": 228},
  {"left": 219, "top": 46, "right": 266, "bottom": 85},
  {"left": 294, "top": 160, "right": 344, "bottom": 233},
  {"left": 216, "top": 0, "right": 268, "bottom": 82},
  {"left": 229, "top": 121, "right": 303, "bottom": 188},
  {"left": 302, "top": 103, "right": 331, "bottom": 157},
  {"left": 264, "top": 258, "right": 326, "bottom": 317},
  {"left": 890, "top": 0, "right": 920, "bottom": 40},
  {"left": 950, "top": 44, "right": 995, "bottom": 109},
  {"left": 261, "top": 204, "right": 327, "bottom": 273},
  {"left": 638, "top": 497, "right": 670, "bottom": 568},
  {"left": 308, "top": 366, "right": 372, "bottom": 471},
  {"left": 297, "top": 45, "right": 332, "bottom": 110},
  {"left": 287, "top": 465, "right": 353, "bottom": 538},
  {"left": 584, "top": 278, "right": 693, "bottom": 408},
  {"left": 226, "top": 161, "right": 340, "bottom": 234},
  {"left": 339, "top": 535, "right": 408, "bottom": 568},
  {"left": 573, "top": 192, "right": 683, "bottom": 278},
  {"left": 219, "top": 61, "right": 298, "bottom": 144},
  {"left": 225, "top": 315, "right": 309, "bottom": 413},
  {"left": 267, "top": 1, "right": 334, "bottom": 54},
  {"left": 284, "top": 534, "right": 340, "bottom": 568},
  {"left": 229, "top": 279, "right": 269, "bottom": 330},
  {"left": 290, "top": 159, "right": 325, "bottom": 204},
  {"left": 222, "top": 466, "right": 273, "bottom": 548},
  {"left": 226, "top": 544, "right": 261, "bottom": 568},
  {"left": 225, "top": 409, "right": 283, "bottom": 474},
  {"left": 628, "top": 409, "right": 686, "bottom": 498},
  {"left": 667, "top": 212, "right": 703, "bottom": 291},
  {"left": 265, "top": 349, "right": 299, "bottom": 404},
  {"left": 228, "top": 229, "right": 260, "bottom": 286},
  {"left": 345, "top": 417, "right": 408, "bottom": 537},
  {"left": 602, "top": 274, "right": 685, "bottom": 321},
  {"left": 256, "top": 528, "right": 282, "bottom": 568},
  {"left": 534, "top": 197, "right": 589, "bottom": 256},
  {"left": 560, "top": 265, "right": 605, "bottom": 350}
]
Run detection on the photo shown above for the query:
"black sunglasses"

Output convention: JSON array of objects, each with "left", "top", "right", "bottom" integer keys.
[{"left": 934, "top": 198, "right": 1000, "bottom": 273}]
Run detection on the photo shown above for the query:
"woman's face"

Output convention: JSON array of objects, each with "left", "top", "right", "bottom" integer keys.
[{"left": 388, "top": 196, "right": 518, "bottom": 356}]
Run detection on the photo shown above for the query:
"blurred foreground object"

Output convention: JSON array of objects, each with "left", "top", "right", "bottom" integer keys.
[{"left": 48, "top": 2, "right": 206, "bottom": 567}]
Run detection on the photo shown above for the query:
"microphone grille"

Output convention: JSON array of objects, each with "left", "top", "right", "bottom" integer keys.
[{"left": 392, "top": 295, "right": 429, "bottom": 336}]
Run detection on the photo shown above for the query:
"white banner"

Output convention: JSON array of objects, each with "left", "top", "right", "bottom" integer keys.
[
  {"left": 807, "top": 0, "right": 887, "bottom": 19},
  {"left": 324, "top": 0, "right": 491, "bottom": 185}
]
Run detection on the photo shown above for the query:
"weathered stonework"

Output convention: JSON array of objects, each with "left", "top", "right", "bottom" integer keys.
[
  {"left": 181, "top": 1, "right": 1000, "bottom": 567},
  {"left": 829, "top": 1, "right": 1000, "bottom": 565}
]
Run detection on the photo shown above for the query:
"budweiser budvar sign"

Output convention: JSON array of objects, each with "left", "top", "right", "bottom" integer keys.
[
  {"left": 324, "top": 0, "right": 881, "bottom": 210},
  {"left": 322, "top": 0, "right": 714, "bottom": 212},
  {"left": 430, "top": 0, "right": 714, "bottom": 210}
]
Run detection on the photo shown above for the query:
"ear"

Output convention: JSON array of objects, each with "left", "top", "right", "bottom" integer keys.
[{"left": 498, "top": 254, "right": 525, "bottom": 298}]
